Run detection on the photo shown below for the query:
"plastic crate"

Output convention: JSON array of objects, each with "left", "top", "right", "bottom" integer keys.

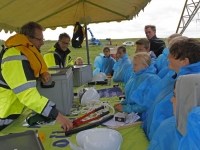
[
  {"left": 37, "top": 68, "right": 73, "bottom": 115},
  {"left": 73, "top": 64, "right": 92, "bottom": 87}
]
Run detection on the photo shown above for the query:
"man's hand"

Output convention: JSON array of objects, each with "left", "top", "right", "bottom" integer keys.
[
  {"left": 114, "top": 104, "right": 123, "bottom": 112},
  {"left": 56, "top": 113, "right": 73, "bottom": 131},
  {"left": 41, "top": 72, "right": 51, "bottom": 83}
]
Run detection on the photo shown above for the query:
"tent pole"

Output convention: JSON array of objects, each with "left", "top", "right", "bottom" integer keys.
[{"left": 84, "top": 24, "right": 90, "bottom": 64}]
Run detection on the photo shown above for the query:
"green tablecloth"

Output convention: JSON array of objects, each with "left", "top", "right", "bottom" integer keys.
[{"left": 0, "top": 83, "right": 149, "bottom": 150}]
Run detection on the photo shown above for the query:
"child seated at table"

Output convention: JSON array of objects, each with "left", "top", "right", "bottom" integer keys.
[
  {"left": 148, "top": 74, "right": 200, "bottom": 150},
  {"left": 123, "top": 38, "right": 157, "bottom": 83},
  {"left": 114, "top": 52, "right": 160, "bottom": 121},
  {"left": 93, "top": 47, "right": 116, "bottom": 76},
  {"left": 74, "top": 57, "right": 84, "bottom": 65},
  {"left": 155, "top": 33, "right": 182, "bottom": 79},
  {"left": 135, "top": 38, "right": 156, "bottom": 59},
  {"left": 112, "top": 46, "right": 132, "bottom": 82}
]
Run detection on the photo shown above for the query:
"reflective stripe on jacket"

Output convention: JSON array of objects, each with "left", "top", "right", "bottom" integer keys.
[
  {"left": 0, "top": 47, "right": 55, "bottom": 127},
  {"left": 43, "top": 46, "right": 74, "bottom": 68}
]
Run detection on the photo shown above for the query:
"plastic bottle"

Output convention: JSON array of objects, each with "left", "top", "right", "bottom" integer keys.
[{"left": 107, "top": 75, "right": 112, "bottom": 86}]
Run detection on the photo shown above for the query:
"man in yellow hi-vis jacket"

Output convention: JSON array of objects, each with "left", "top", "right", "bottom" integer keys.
[
  {"left": 0, "top": 22, "right": 73, "bottom": 131},
  {"left": 43, "top": 33, "right": 74, "bottom": 68}
]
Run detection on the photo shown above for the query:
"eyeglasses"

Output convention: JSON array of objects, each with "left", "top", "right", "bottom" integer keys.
[
  {"left": 61, "top": 41, "right": 70, "bottom": 45},
  {"left": 32, "top": 37, "right": 45, "bottom": 42}
]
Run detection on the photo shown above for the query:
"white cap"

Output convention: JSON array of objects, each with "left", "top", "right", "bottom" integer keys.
[
  {"left": 92, "top": 73, "right": 107, "bottom": 82},
  {"left": 78, "top": 87, "right": 100, "bottom": 106}
]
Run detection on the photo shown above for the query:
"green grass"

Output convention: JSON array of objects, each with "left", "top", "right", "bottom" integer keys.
[
  {"left": 1, "top": 38, "right": 168, "bottom": 68},
  {"left": 40, "top": 38, "right": 140, "bottom": 66},
  {"left": 2, "top": 37, "right": 200, "bottom": 69}
]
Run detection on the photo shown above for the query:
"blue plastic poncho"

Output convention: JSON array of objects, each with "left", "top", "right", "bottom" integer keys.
[
  {"left": 93, "top": 55, "right": 116, "bottom": 76},
  {"left": 148, "top": 74, "right": 200, "bottom": 150},
  {"left": 120, "top": 64, "right": 160, "bottom": 121},
  {"left": 123, "top": 57, "right": 156, "bottom": 84},
  {"left": 148, "top": 92, "right": 173, "bottom": 139},
  {"left": 123, "top": 66, "right": 134, "bottom": 84},
  {"left": 155, "top": 47, "right": 169, "bottom": 72},
  {"left": 142, "top": 70, "right": 176, "bottom": 136},
  {"left": 147, "top": 61, "right": 200, "bottom": 140},
  {"left": 179, "top": 107, "right": 200, "bottom": 150},
  {"left": 155, "top": 47, "right": 170, "bottom": 79},
  {"left": 178, "top": 61, "right": 200, "bottom": 77},
  {"left": 112, "top": 54, "right": 132, "bottom": 82},
  {"left": 151, "top": 58, "right": 157, "bottom": 65},
  {"left": 148, "top": 116, "right": 182, "bottom": 150}
]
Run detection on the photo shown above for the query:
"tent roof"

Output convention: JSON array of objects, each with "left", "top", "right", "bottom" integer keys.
[{"left": 0, "top": 0, "right": 151, "bottom": 33}]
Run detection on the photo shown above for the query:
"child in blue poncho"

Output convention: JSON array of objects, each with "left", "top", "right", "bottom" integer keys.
[
  {"left": 135, "top": 38, "right": 156, "bottom": 59},
  {"left": 93, "top": 47, "right": 116, "bottom": 76},
  {"left": 148, "top": 74, "right": 200, "bottom": 150},
  {"left": 155, "top": 33, "right": 182, "bottom": 79},
  {"left": 123, "top": 38, "right": 157, "bottom": 83},
  {"left": 146, "top": 38, "right": 200, "bottom": 140},
  {"left": 114, "top": 52, "right": 160, "bottom": 121},
  {"left": 112, "top": 46, "right": 132, "bottom": 82}
]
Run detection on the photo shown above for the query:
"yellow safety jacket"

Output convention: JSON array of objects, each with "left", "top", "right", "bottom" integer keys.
[
  {"left": 43, "top": 45, "right": 74, "bottom": 68},
  {"left": 0, "top": 34, "right": 58, "bottom": 130}
]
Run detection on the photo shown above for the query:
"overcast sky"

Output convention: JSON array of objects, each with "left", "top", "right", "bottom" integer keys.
[{"left": 0, "top": 0, "right": 199, "bottom": 41}]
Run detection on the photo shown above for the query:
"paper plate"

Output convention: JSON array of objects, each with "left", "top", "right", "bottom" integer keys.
[{"left": 76, "top": 128, "right": 122, "bottom": 150}]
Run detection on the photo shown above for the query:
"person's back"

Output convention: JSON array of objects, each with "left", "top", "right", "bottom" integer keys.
[{"left": 44, "top": 33, "right": 73, "bottom": 68}]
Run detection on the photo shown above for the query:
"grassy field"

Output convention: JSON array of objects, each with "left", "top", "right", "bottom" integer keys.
[
  {"left": 1, "top": 37, "right": 200, "bottom": 70},
  {"left": 0, "top": 38, "right": 142, "bottom": 66},
  {"left": 40, "top": 39, "right": 140, "bottom": 65},
  {"left": 0, "top": 38, "right": 168, "bottom": 68}
]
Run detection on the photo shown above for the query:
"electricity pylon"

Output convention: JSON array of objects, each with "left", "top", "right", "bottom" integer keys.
[{"left": 176, "top": 0, "right": 200, "bottom": 34}]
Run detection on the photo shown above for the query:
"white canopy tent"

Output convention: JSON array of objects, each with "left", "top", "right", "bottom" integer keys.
[{"left": 0, "top": 0, "right": 151, "bottom": 63}]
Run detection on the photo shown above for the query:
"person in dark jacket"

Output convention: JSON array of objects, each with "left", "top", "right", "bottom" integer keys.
[
  {"left": 144, "top": 25, "right": 166, "bottom": 57},
  {"left": 44, "top": 33, "right": 74, "bottom": 68}
]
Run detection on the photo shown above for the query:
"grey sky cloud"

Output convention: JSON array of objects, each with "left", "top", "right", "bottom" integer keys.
[{"left": 0, "top": 0, "right": 199, "bottom": 40}]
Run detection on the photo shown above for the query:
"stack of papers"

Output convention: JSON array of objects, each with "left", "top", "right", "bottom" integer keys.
[{"left": 102, "top": 112, "right": 140, "bottom": 127}]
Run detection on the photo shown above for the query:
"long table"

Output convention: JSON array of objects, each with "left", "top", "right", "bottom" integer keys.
[{"left": 0, "top": 84, "right": 149, "bottom": 150}]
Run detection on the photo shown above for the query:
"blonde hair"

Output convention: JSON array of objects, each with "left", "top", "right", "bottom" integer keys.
[
  {"left": 133, "top": 52, "right": 151, "bottom": 67},
  {"left": 74, "top": 57, "right": 84, "bottom": 65},
  {"left": 167, "top": 33, "right": 182, "bottom": 43},
  {"left": 168, "top": 36, "right": 188, "bottom": 49}
]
